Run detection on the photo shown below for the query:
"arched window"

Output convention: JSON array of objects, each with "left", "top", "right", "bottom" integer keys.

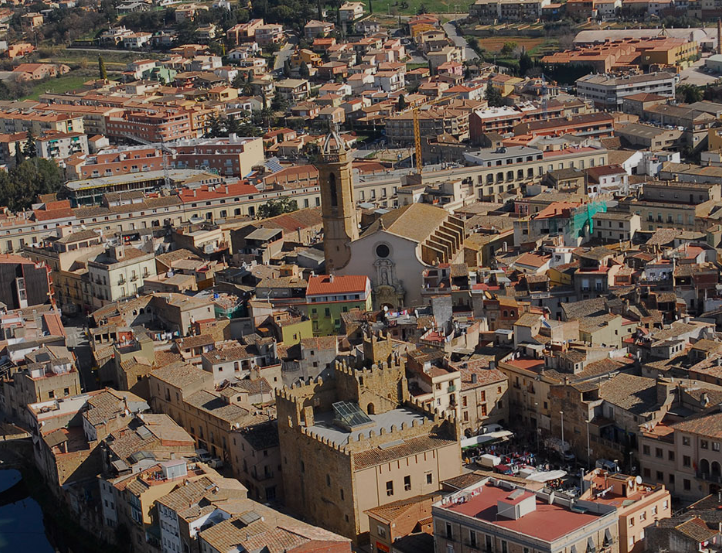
[
  {"left": 712, "top": 461, "right": 721, "bottom": 476},
  {"left": 701, "top": 458, "right": 710, "bottom": 474},
  {"left": 329, "top": 172, "right": 338, "bottom": 207}
]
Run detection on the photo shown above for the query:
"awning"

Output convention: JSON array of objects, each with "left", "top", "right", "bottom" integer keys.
[{"left": 525, "top": 469, "right": 567, "bottom": 482}]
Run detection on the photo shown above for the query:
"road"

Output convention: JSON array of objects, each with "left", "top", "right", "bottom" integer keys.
[
  {"left": 274, "top": 34, "right": 299, "bottom": 71},
  {"left": 64, "top": 318, "right": 97, "bottom": 393},
  {"left": 442, "top": 20, "right": 477, "bottom": 62}
]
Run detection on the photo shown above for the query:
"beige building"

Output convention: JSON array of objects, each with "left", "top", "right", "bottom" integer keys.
[
  {"left": 454, "top": 361, "right": 509, "bottom": 435},
  {"left": 88, "top": 245, "right": 157, "bottom": 309},
  {"left": 23, "top": 228, "right": 104, "bottom": 315},
  {"left": 581, "top": 469, "right": 672, "bottom": 553},
  {"left": 276, "top": 332, "right": 462, "bottom": 544},
  {"left": 592, "top": 211, "right": 641, "bottom": 243},
  {"left": 433, "top": 477, "right": 619, "bottom": 553}
]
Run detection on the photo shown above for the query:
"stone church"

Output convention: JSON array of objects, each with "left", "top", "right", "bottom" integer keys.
[{"left": 319, "top": 131, "right": 467, "bottom": 309}]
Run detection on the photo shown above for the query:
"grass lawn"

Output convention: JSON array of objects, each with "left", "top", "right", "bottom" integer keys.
[
  {"left": 364, "top": 0, "right": 474, "bottom": 16},
  {"left": 20, "top": 74, "right": 97, "bottom": 100}
]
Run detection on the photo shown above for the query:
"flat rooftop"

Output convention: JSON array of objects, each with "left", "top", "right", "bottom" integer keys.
[
  {"left": 308, "top": 407, "right": 432, "bottom": 446},
  {"left": 441, "top": 482, "right": 605, "bottom": 543}
]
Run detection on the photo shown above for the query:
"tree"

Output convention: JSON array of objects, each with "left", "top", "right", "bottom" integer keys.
[
  {"left": 397, "top": 95, "right": 407, "bottom": 110},
  {"left": 500, "top": 41, "right": 517, "bottom": 57},
  {"left": 519, "top": 51, "right": 533, "bottom": 76},
  {"left": 283, "top": 59, "right": 292, "bottom": 77},
  {"left": 417, "top": 3, "right": 428, "bottom": 13},
  {"left": 485, "top": 80, "right": 503, "bottom": 107},
  {"left": 299, "top": 61, "right": 310, "bottom": 79},
  {"left": 98, "top": 55, "right": 108, "bottom": 81},
  {"left": 257, "top": 197, "right": 299, "bottom": 218},
  {"left": 677, "top": 84, "right": 702, "bottom": 104},
  {"left": 23, "top": 130, "right": 36, "bottom": 158},
  {"left": 0, "top": 158, "right": 64, "bottom": 211}
]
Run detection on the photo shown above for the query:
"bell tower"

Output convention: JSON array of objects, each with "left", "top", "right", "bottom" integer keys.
[{"left": 319, "top": 130, "right": 358, "bottom": 273}]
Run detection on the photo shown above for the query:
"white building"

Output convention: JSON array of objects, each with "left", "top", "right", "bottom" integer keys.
[
  {"left": 88, "top": 245, "right": 157, "bottom": 309},
  {"left": 576, "top": 72, "right": 677, "bottom": 110}
]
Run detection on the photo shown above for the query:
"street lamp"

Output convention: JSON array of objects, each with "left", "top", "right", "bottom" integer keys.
[
  {"left": 560, "top": 410, "right": 565, "bottom": 457},
  {"left": 534, "top": 401, "right": 540, "bottom": 453},
  {"left": 586, "top": 417, "right": 591, "bottom": 470}
]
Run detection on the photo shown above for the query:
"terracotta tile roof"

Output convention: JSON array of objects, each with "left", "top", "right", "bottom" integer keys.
[{"left": 306, "top": 274, "right": 368, "bottom": 296}]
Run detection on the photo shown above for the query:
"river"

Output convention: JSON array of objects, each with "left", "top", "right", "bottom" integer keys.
[{"left": 0, "top": 469, "right": 55, "bottom": 552}]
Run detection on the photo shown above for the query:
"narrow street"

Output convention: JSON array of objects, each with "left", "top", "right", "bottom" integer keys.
[
  {"left": 442, "top": 20, "right": 477, "bottom": 61},
  {"left": 64, "top": 317, "right": 97, "bottom": 393}
]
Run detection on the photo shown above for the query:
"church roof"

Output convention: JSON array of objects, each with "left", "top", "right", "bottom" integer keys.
[{"left": 361, "top": 203, "right": 450, "bottom": 244}]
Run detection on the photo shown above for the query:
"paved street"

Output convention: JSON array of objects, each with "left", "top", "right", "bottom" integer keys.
[
  {"left": 64, "top": 318, "right": 96, "bottom": 393},
  {"left": 442, "top": 20, "right": 477, "bottom": 62},
  {"left": 274, "top": 34, "right": 299, "bottom": 71}
]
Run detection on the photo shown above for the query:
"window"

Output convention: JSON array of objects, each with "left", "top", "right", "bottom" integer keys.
[
  {"left": 656, "top": 448, "right": 663, "bottom": 458},
  {"left": 657, "top": 471, "right": 664, "bottom": 482},
  {"left": 683, "top": 455, "right": 691, "bottom": 467},
  {"left": 404, "top": 475, "right": 411, "bottom": 491},
  {"left": 377, "top": 526, "right": 386, "bottom": 538},
  {"left": 651, "top": 506, "right": 658, "bottom": 516},
  {"left": 445, "top": 522, "right": 452, "bottom": 539},
  {"left": 386, "top": 481, "right": 394, "bottom": 496},
  {"left": 643, "top": 445, "right": 650, "bottom": 455},
  {"left": 426, "top": 473, "right": 433, "bottom": 485},
  {"left": 702, "top": 440, "right": 709, "bottom": 450},
  {"left": 470, "top": 531, "right": 477, "bottom": 548},
  {"left": 669, "top": 451, "right": 675, "bottom": 461},
  {"left": 629, "top": 517, "right": 635, "bottom": 527},
  {"left": 640, "top": 511, "right": 646, "bottom": 522},
  {"left": 663, "top": 499, "right": 669, "bottom": 509},
  {"left": 683, "top": 436, "right": 691, "bottom": 446},
  {"left": 501, "top": 540, "right": 508, "bottom": 553},
  {"left": 714, "top": 443, "right": 721, "bottom": 452}
]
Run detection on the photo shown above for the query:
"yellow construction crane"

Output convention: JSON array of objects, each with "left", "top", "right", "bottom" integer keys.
[{"left": 409, "top": 91, "right": 466, "bottom": 174}]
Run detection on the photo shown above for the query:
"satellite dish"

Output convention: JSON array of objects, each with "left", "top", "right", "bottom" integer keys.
[{"left": 635, "top": 475, "right": 643, "bottom": 485}]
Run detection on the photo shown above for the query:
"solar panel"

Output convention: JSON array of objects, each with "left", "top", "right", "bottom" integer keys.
[{"left": 333, "top": 401, "right": 373, "bottom": 428}]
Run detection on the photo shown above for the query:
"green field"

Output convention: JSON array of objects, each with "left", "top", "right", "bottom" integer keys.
[{"left": 20, "top": 75, "right": 98, "bottom": 100}]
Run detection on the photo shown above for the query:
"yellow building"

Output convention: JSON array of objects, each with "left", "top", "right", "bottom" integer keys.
[
  {"left": 640, "top": 40, "right": 698, "bottom": 66},
  {"left": 709, "top": 126, "right": 722, "bottom": 151},
  {"left": 292, "top": 48, "right": 322, "bottom": 67}
]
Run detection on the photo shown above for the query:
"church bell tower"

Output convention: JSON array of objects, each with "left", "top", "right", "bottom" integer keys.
[{"left": 319, "top": 130, "right": 358, "bottom": 273}]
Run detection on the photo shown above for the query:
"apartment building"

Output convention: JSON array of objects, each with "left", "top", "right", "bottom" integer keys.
[
  {"left": 254, "top": 23, "right": 284, "bottom": 46},
  {"left": 36, "top": 132, "right": 88, "bottom": 162},
  {"left": 576, "top": 72, "right": 677, "bottom": 110},
  {"left": 592, "top": 211, "right": 641, "bottom": 243},
  {"left": 581, "top": 469, "right": 671, "bottom": 553},
  {"left": 304, "top": 274, "right": 372, "bottom": 336},
  {"left": 105, "top": 109, "right": 196, "bottom": 142},
  {"left": 433, "top": 478, "right": 619, "bottom": 553},
  {"left": 452, "top": 360, "right": 509, "bottom": 434},
  {"left": 470, "top": 0, "right": 550, "bottom": 21},
  {"left": 386, "top": 107, "right": 471, "bottom": 146},
  {"left": 87, "top": 245, "right": 157, "bottom": 308},
  {"left": 0, "top": 110, "right": 84, "bottom": 135}
]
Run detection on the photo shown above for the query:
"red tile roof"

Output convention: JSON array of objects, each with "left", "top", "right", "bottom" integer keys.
[
  {"left": 306, "top": 275, "right": 369, "bottom": 296},
  {"left": 445, "top": 483, "right": 602, "bottom": 542},
  {"left": 177, "top": 182, "right": 258, "bottom": 203}
]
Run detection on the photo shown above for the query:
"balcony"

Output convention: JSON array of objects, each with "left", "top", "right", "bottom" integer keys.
[
  {"left": 696, "top": 471, "right": 722, "bottom": 484},
  {"left": 448, "top": 385, "right": 457, "bottom": 393}
]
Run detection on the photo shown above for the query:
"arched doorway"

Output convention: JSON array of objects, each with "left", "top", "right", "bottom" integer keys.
[
  {"left": 367, "top": 403, "right": 375, "bottom": 415},
  {"left": 701, "top": 458, "right": 711, "bottom": 474},
  {"left": 712, "top": 461, "right": 721, "bottom": 477}
]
